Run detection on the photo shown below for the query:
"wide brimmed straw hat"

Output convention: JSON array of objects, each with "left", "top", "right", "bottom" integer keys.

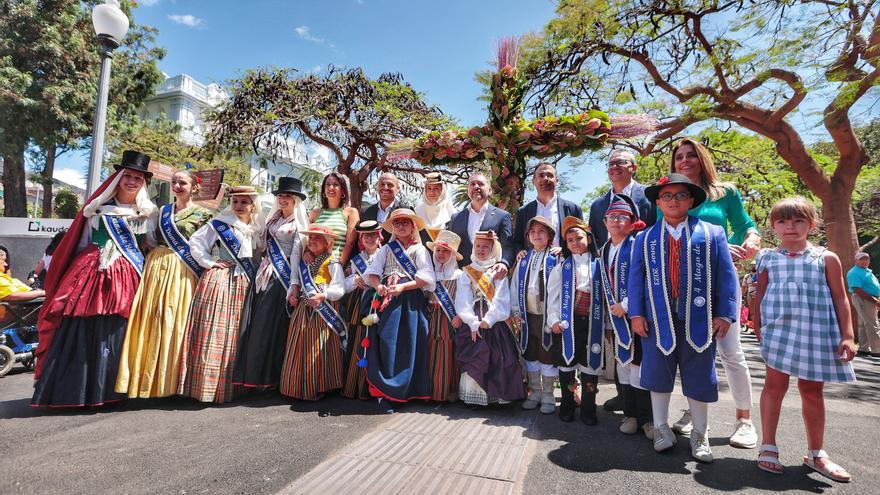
[
  {"left": 301, "top": 223, "right": 338, "bottom": 246},
  {"left": 526, "top": 215, "right": 556, "bottom": 239},
  {"left": 645, "top": 173, "right": 707, "bottom": 208},
  {"left": 382, "top": 208, "right": 427, "bottom": 232},
  {"left": 427, "top": 229, "right": 464, "bottom": 261},
  {"left": 229, "top": 185, "right": 260, "bottom": 196}
]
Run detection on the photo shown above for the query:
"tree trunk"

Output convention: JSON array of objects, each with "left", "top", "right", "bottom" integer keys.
[
  {"left": 2, "top": 145, "right": 28, "bottom": 217},
  {"left": 41, "top": 145, "right": 56, "bottom": 218},
  {"left": 820, "top": 176, "right": 859, "bottom": 272},
  {"left": 347, "top": 171, "right": 365, "bottom": 211}
]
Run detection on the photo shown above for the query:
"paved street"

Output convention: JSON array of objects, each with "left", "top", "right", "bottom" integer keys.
[{"left": 1, "top": 332, "right": 877, "bottom": 494}]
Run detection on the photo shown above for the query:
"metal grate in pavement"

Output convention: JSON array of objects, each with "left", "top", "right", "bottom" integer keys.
[{"left": 281, "top": 411, "right": 536, "bottom": 494}]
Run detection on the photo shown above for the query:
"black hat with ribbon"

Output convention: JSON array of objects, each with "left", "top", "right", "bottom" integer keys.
[
  {"left": 272, "top": 176, "right": 307, "bottom": 200},
  {"left": 114, "top": 150, "right": 153, "bottom": 179},
  {"left": 644, "top": 173, "right": 707, "bottom": 208}
]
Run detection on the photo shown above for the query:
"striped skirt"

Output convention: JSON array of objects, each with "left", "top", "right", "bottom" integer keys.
[
  {"left": 428, "top": 302, "right": 458, "bottom": 402},
  {"left": 342, "top": 288, "right": 374, "bottom": 399},
  {"left": 280, "top": 301, "right": 344, "bottom": 399},
  {"left": 177, "top": 266, "right": 249, "bottom": 403}
]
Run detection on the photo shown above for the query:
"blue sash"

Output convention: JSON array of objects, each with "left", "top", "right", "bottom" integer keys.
[
  {"left": 103, "top": 215, "right": 145, "bottom": 275},
  {"left": 351, "top": 252, "right": 370, "bottom": 277},
  {"left": 433, "top": 272, "right": 458, "bottom": 325},
  {"left": 159, "top": 204, "right": 203, "bottom": 278},
  {"left": 388, "top": 240, "right": 420, "bottom": 279},
  {"left": 298, "top": 259, "right": 348, "bottom": 350},
  {"left": 643, "top": 218, "right": 712, "bottom": 355},
  {"left": 266, "top": 234, "right": 293, "bottom": 290},
  {"left": 210, "top": 219, "right": 256, "bottom": 281},
  {"left": 586, "top": 261, "right": 605, "bottom": 372},
  {"left": 598, "top": 238, "right": 634, "bottom": 365},
  {"left": 516, "top": 250, "right": 558, "bottom": 353},
  {"left": 559, "top": 258, "right": 576, "bottom": 365}
]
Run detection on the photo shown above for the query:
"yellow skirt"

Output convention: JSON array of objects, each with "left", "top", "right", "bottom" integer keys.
[{"left": 115, "top": 246, "right": 199, "bottom": 398}]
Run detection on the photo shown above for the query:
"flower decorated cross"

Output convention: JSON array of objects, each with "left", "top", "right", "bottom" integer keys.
[{"left": 386, "top": 37, "right": 655, "bottom": 211}]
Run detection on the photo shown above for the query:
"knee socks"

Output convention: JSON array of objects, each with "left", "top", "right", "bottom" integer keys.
[
  {"left": 651, "top": 391, "right": 672, "bottom": 426},
  {"left": 687, "top": 397, "right": 709, "bottom": 436}
]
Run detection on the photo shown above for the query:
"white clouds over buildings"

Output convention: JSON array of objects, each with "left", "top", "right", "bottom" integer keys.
[{"left": 168, "top": 14, "right": 204, "bottom": 28}]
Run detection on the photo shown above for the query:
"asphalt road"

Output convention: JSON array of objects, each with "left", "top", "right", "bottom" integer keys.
[{"left": 1, "top": 332, "right": 877, "bottom": 494}]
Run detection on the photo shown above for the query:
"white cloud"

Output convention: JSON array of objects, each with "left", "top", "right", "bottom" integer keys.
[
  {"left": 53, "top": 168, "right": 86, "bottom": 189},
  {"left": 295, "top": 25, "right": 324, "bottom": 43},
  {"left": 168, "top": 14, "right": 204, "bottom": 28},
  {"left": 139, "top": 0, "right": 161, "bottom": 6}
]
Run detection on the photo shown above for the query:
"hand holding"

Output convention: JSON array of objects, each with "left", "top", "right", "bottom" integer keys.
[
  {"left": 610, "top": 303, "right": 627, "bottom": 317},
  {"left": 838, "top": 338, "right": 857, "bottom": 363}
]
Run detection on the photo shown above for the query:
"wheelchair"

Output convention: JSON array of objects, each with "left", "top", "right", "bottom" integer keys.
[{"left": 0, "top": 297, "right": 42, "bottom": 377}]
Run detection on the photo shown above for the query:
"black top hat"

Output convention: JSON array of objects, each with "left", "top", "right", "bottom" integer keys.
[
  {"left": 645, "top": 173, "right": 707, "bottom": 208},
  {"left": 272, "top": 176, "right": 307, "bottom": 200},
  {"left": 114, "top": 150, "right": 153, "bottom": 179}
]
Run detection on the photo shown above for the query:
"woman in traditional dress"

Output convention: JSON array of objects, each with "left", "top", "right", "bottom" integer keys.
[
  {"left": 414, "top": 172, "right": 457, "bottom": 241},
  {"left": 280, "top": 225, "right": 346, "bottom": 400},
  {"left": 425, "top": 229, "right": 463, "bottom": 402},
  {"left": 178, "top": 186, "right": 263, "bottom": 404},
  {"left": 341, "top": 220, "right": 383, "bottom": 400},
  {"left": 33, "top": 151, "right": 157, "bottom": 407},
  {"left": 309, "top": 172, "right": 359, "bottom": 264},
  {"left": 233, "top": 177, "right": 308, "bottom": 389},
  {"left": 116, "top": 169, "right": 213, "bottom": 398},
  {"left": 454, "top": 231, "right": 526, "bottom": 406},
  {"left": 363, "top": 209, "right": 435, "bottom": 412}
]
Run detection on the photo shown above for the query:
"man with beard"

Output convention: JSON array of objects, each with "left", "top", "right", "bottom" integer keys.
[
  {"left": 513, "top": 162, "right": 583, "bottom": 256},
  {"left": 361, "top": 172, "right": 411, "bottom": 242},
  {"left": 447, "top": 172, "right": 514, "bottom": 273}
]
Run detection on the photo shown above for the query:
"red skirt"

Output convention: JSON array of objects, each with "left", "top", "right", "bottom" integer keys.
[{"left": 46, "top": 244, "right": 140, "bottom": 319}]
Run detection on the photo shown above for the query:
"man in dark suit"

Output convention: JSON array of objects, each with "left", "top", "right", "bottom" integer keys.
[
  {"left": 447, "top": 172, "right": 515, "bottom": 274},
  {"left": 588, "top": 149, "right": 657, "bottom": 413},
  {"left": 589, "top": 150, "right": 656, "bottom": 246},
  {"left": 361, "top": 172, "right": 411, "bottom": 242},
  {"left": 513, "top": 162, "right": 583, "bottom": 256}
]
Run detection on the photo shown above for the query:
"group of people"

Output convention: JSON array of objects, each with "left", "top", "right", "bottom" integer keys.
[{"left": 24, "top": 138, "right": 859, "bottom": 483}]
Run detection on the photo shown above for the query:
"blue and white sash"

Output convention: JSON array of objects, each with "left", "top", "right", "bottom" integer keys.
[
  {"left": 517, "top": 249, "right": 558, "bottom": 353},
  {"left": 210, "top": 219, "right": 256, "bottom": 281},
  {"left": 266, "top": 234, "right": 293, "bottom": 291},
  {"left": 586, "top": 261, "right": 605, "bottom": 372},
  {"left": 298, "top": 259, "right": 348, "bottom": 350},
  {"left": 388, "top": 240, "right": 420, "bottom": 280},
  {"left": 433, "top": 275, "right": 458, "bottom": 325},
  {"left": 598, "top": 237, "right": 634, "bottom": 365},
  {"left": 644, "top": 218, "right": 712, "bottom": 355},
  {"left": 351, "top": 252, "right": 370, "bottom": 277},
  {"left": 159, "top": 204, "right": 203, "bottom": 278},
  {"left": 103, "top": 215, "right": 145, "bottom": 275},
  {"left": 559, "top": 258, "right": 576, "bottom": 365}
]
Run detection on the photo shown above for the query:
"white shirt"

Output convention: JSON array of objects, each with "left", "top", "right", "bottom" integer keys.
[
  {"left": 454, "top": 270, "right": 511, "bottom": 332},
  {"left": 364, "top": 242, "right": 436, "bottom": 292},
  {"left": 376, "top": 200, "right": 396, "bottom": 223},
  {"left": 466, "top": 202, "right": 489, "bottom": 244},
  {"left": 189, "top": 221, "right": 259, "bottom": 278},
  {"left": 610, "top": 181, "right": 635, "bottom": 199},
  {"left": 535, "top": 195, "right": 560, "bottom": 247},
  {"left": 665, "top": 221, "right": 687, "bottom": 240}
]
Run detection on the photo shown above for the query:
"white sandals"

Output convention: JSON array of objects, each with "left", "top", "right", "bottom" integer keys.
[
  {"left": 757, "top": 444, "right": 783, "bottom": 475},
  {"left": 803, "top": 449, "right": 852, "bottom": 483}
]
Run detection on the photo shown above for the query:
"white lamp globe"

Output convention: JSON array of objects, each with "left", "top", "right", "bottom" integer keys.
[{"left": 92, "top": 0, "right": 129, "bottom": 45}]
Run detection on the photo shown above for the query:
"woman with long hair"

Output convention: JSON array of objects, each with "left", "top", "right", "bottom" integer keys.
[
  {"left": 116, "top": 169, "right": 214, "bottom": 398},
  {"left": 308, "top": 172, "right": 359, "bottom": 265}
]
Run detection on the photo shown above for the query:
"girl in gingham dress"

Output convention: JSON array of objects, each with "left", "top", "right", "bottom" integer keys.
[{"left": 754, "top": 197, "right": 856, "bottom": 483}]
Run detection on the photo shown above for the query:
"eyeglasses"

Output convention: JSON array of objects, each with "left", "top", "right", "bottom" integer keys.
[
  {"left": 658, "top": 191, "right": 693, "bottom": 202},
  {"left": 392, "top": 219, "right": 412, "bottom": 227},
  {"left": 607, "top": 160, "right": 632, "bottom": 168},
  {"left": 604, "top": 214, "right": 632, "bottom": 223}
]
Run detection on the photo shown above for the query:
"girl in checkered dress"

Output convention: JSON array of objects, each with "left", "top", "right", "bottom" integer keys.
[{"left": 755, "top": 197, "right": 856, "bottom": 482}]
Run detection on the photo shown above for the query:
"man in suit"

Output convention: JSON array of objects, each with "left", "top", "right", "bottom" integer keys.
[
  {"left": 361, "top": 172, "right": 411, "bottom": 242},
  {"left": 447, "top": 172, "right": 515, "bottom": 274},
  {"left": 588, "top": 149, "right": 656, "bottom": 246},
  {"left": 513, "top": 162, "right": 583, "bottom": 256},
  {"left": 588, "top": 149, "right": 657, "bottom": 413}
]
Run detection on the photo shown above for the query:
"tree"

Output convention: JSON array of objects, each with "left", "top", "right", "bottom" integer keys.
[
  {"left": 0, "top": 0, "right": 164, "bottom": 217},
  {"left": 202, "top": 67, "right": 452, "bottom": 208},
  {"left": 107, "top": 117, "right": 254, "bottom": 186},
  {"left": 525, "top": 0, "right": 880, "bottom": 267},
  {"left": 54, "top": 188, "right": 80, "bottom": 219}
]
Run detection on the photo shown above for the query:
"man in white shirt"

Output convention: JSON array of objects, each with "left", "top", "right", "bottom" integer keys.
[
  {"left": 362, "top": 172, "right": 411, "bottom": 241},
  {"left": 588, "top": 150, "right": 656, "bottom": 247},
  {"left": 513, "top": 162, "right": 584, "bottom": 255},
  {"left": 447, "top": 172, "right": 514, "bottom": 273}
]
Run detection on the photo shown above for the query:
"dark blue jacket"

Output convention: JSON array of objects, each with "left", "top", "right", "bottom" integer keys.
[
  {"left": 588, "top": 181, "right": 655, "bottom": 247},
  {"left": 447, "top": 203, "right": 515, "bottom": 268},
  {"left": 513, "top": 197, "right": 583, "bottom": 254}
]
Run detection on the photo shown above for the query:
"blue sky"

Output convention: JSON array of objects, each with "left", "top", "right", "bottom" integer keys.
[{"left": 55, "top": 0, "right": 613, "bottom": 203}]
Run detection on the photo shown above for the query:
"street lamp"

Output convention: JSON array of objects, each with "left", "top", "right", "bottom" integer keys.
[{"left": 85, "top": 0, "right": 129, "bottom": 197}]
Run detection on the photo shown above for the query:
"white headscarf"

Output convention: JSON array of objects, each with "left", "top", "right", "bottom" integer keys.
[
  {"left": 414, "top": 178, "right": 457, "bottom": 229},
  {"left": 213, "top": 193, "right": 264, "bottom": 256},
  {"left": 469, "top": 234, "right": 502, "bottom": 272},
  {"left": 82, "top": 172, "right": 157, "bottom": 233},
  {"left": 432, "top": 249, "right": 459, "bottom": 280}
]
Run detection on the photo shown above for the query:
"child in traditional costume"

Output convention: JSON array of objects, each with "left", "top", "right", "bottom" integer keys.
[
  {"left": 363, "top": 209, "right": 435, "bottom": 412},
  {"left": 511, "top": 216, "right": 560, "bottom": 414},
  {"left": 629, "top": 174, "right": 738, "bottom": 463},
  {"left": 425, "top": 230, "right": 463, "bottom": 402},
  {"left": 454, "top": 231, "right": 526, "bottom": 406},
  {"left": 341, "top": 220, "right": 383, "bottom": 400},
  {"left": 754, "top": 197, "right": 856, "bottom": 482},
  {"left": 597, "top": 195, "right": 653, "bottom": 439},
  {"left": 33, "top": 151, "right": 157, "bottom": 407},
  {"left": 233, "top": 177, "right": 308, "bottom": 389},
  {"left": 280, "top": 225, "right": 346, "bottom": 400},
  {"left": 116, "top": 168, "right": 213, "bottom": 399},
  {"left": 545, "top": 216, "right": 603, "bottom": 425},
  {"left": 178, "top": 186, "right": 263, "bottom": 404}
]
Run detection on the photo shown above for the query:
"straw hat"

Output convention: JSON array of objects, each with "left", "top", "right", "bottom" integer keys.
[
  {"left": 301, "top": 224, "right": 338, "bottom": 246},
  {"left": 382, "top": 208, "right": 427, "bottom": 233},
  {"left": 474, "top": 230, "right": 502, "bottom": 262},
  {"left": 526, "top": 215, "right": 556, "bottom": 239},
  {"left": 229, "top": 185, "right": 260, "bottom": 196},
  {"left": 427, "top": 229, "right": 464, "bottom": 261}
]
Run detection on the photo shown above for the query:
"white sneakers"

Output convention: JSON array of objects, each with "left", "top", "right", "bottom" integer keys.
[
  {"left": 729, "top": 418, "right": 758, "bottom": 449},
  {"left": 690, "top": 430, "right": 714, "bottom": 463},
  {"left": 672, "top": 409, "right": 693, "bottom": 435},
  {"left": 620, "top": 417, "right": 639, "bottom": 434},
  {"left": 653, "top": 423, "right": 677, "bottom": 452}
]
